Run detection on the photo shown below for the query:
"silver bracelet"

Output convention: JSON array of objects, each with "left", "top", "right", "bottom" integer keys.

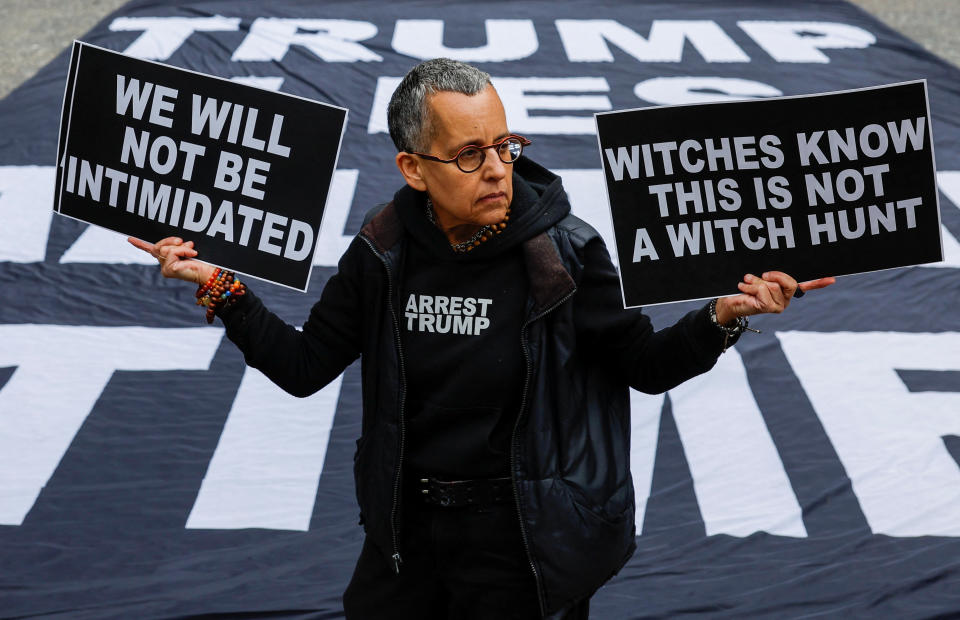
[{"left": 708, "top": 298, "right": 760, "bottom": 352}]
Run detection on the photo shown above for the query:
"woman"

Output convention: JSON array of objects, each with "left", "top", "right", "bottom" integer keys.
[{"left": 131, "top": 58, "right": 832, "bottom": 620}]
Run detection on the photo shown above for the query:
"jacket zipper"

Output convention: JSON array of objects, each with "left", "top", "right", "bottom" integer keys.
[
  {"left": 513, "top": 287, "right": 577, "bottom": 618},
  {"left": 361, "top": 235, "right": 407, "bottom": 574}
]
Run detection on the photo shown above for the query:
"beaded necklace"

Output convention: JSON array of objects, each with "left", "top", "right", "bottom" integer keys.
[{"left": 425, "top": 198, "right": 510, "bottom": 253}]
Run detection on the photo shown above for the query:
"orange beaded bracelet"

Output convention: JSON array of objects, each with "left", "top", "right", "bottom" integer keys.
[{"left": 195, "top": 269, "right": 246, "bottom": 323}]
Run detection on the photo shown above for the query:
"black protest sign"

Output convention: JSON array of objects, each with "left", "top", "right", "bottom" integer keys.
[
  {"left": 55, "top": 41, "right": 347, "bottom": 291},
  {"left": 596, "top": 81, "right": 942, "bottom": 308}
]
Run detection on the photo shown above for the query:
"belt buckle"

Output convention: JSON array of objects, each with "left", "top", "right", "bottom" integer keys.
[{"left": 420, "top": 477, "right": 457, "bottom": 507}]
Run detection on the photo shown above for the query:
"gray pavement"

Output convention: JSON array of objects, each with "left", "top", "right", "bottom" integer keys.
[
  {"left": 848, "top": 0, "right": 960, "bottom": 66},
  {"left": 0, "top": 0, "right": 128, "bottom": 99},
  {"left": 0, "top": 1, "right": 957, "bottom": 99}
]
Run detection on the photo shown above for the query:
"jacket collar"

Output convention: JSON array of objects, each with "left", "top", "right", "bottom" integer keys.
[
  {"left": 523, "top": 231, "right": 576, "bottom": 315},
  {"left": 360, "top": 201, "right": 403, "bottom": 255}
]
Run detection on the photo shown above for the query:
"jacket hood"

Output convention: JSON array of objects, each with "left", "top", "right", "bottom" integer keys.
[{"left": 392, "top": 156, "right": 572, "bottom": 261}]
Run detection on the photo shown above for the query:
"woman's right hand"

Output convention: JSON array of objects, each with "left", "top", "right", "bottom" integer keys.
[{"left": 127, "top": 236, "right": 216, "bottom": 285}]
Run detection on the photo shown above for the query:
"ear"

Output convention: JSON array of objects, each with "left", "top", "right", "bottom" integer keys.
[{"left": 395, "top": 151, "right": 428, "bottom": 192}]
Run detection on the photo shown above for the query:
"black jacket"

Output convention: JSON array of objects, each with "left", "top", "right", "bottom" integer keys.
[{"left": 221, "top": 158, "right": 729, "bottom": 615}]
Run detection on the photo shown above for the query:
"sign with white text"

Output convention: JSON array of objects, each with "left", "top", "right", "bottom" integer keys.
[
  {"left": 597, "top": 81, "right": 942, "bottom": 307},
  {"left": 54, "top": 41, "right": 347, "bottom": 291}
]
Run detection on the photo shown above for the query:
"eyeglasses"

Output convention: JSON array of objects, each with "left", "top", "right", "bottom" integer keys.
[{"left": 408, "top": 134, "right": 531, "bottom": 173}]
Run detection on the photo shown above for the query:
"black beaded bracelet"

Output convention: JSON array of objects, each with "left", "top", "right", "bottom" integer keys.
[{"left": 708, "top": 298, "right": 759, "bottom": 352}]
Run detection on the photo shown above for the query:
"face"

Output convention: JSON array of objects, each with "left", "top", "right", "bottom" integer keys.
[{"left": 395, "top": 85, "right": 513, "bottom": 240}]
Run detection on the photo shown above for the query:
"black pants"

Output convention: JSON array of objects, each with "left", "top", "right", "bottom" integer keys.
[{"left": 342, "top": 498, "right": 589, "bottom": 619}]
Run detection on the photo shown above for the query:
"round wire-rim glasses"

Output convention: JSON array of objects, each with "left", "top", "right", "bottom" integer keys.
[{"left": 408, "top": 134, "right": 532, "bottom": 173}]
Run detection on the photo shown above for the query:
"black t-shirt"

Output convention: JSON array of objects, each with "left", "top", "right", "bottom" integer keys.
[
  {"left": 401, "top": 237, "right": 527, "bottom": 478},
  {"left": 395, "top": 177, "right": 545, "bottom": 480}
]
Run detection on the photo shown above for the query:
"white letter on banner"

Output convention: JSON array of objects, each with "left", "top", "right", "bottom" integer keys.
[
  {"left": 110, "top": 16, "right": 240, "bottom": 60},
  {"left": 554, "top": 169, "right": 618, "bottom": 267},
  {"left": 634, "top": 77, "right": 782, "bottom": 106},
  {"left": 60, "top": 224, "right": 160, "bottom": 264},
  {"left": 778, "top": 331, "right": 960, "bottom": 536},
  {"left": 0, "top": 166, "right": 55, "bottom": 263},
  {"left": 669, "top": 350, "right": 805, "bottom": 536},
  {"left": 368, "top": 77, "right": 610, "bottom": 136},
  {"left": 229, "top": 76, "right": 285, "bottom": 92},
  {"left": 629, "top": 389, "right": 663, "bottom": 534},
  {"left": 556, "top": 19, "right": 749, "bottom": 63},
  {"left": 367, "top": 77, "right": 401, "bottom": 135},
  {"left": 313, "top": 169, "right": 358, "bottom": 266},
  {"left": 232, "top": 19, "right": 382, "bottom": 62},
  {"left": 0, "top": 326, "right": 223, "bottom": 526},
  {"left": 491, "top": 77, "right": 611, "bottom": 135},
  {"left": 934, "top": 171, "right": 960, "bottom": 268},
  {"left": 738, "top": 21, "right": 876, "bottom": 63},
  {"left": 186, "top": 368, "right": 344, "bottom": 531},
  {"left": 630, "top": 350, "right": 805, "bottom": 537},
  {"left": 392, "top": 19, "right": 538, "bottom": 61}
]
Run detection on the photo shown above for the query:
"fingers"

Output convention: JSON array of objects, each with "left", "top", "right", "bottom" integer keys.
[
  {"left": 762, "top": 273, "right": 790, "bottom": 311},
  {"left": 733, "top": 275, "right": 764, "bottom": 317},
  {"left": 127, "top": 237, "right": 192, "bottom": 250},
  {"left": 154, "top": 236, "right": 185, "bottom": 258},
  {"left": 799, "top": 276, "right": 836, "bottom": 292},
  {"left": 737, "top": 275, "right": 763, "bottom": 297},
  {"left": 737, "top": 274, "right": 770, "bottom": 301},
  {"left": 168, "top": 244, "right": 198, "bottom": 261},
  {"left": 737, "top": 273, "right": 787, "bottom": 313},
  {"left": 157, "top": 240, "right": 193, "bottom": 257},
  {"left": 127, "top": 237, "right": 154, "bottom": 253},
  {"left": 160, "top": 244, "right": 198, "bottom": 274},
  {"left": 131, "top": 236, "right": 194, "bottom": 264},
  {"left": 761, "top": 271, "right": 798, "bottom": 299},
  {"left": 128, "top": 236, "right": 199, "bottom": 281},
  {"left": 733, "top": 271, "right": 834, "bottom": 321}
]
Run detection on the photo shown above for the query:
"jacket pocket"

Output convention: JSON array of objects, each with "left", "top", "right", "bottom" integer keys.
[{"left": 562, "top": 478, "right": 631, "bottom": 527}]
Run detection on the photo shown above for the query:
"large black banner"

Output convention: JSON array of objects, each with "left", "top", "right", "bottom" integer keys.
[
  {"left": 598, "top": 81, "right": 942, "bottom": 306},
  {"left": 56, "top": 42, "right": 347, "bottom": 290},
  {"left": 3, "top": 1, "right": 960, "bottom": 618}
]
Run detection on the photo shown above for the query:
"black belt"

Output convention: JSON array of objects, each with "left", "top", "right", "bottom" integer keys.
[{"left": 411, "top": 476, "right": 514, "bottom": 508}]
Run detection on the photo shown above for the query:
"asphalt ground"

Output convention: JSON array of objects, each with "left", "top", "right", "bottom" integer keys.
[
  {"left": 0, "top": 0, "right": 129, "bottom": 100},
  {"left": 0, "top": 0, "right": 958, "bottom": 100}
]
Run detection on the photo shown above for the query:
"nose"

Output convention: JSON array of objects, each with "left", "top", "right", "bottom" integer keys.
[{"left": 479, "top": 147, "right": 508, "bottom": 181}]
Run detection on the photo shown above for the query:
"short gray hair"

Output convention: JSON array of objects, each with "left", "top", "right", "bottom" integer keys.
[{"left": 388, "top": 58, "right": 492, "bottom": 153}]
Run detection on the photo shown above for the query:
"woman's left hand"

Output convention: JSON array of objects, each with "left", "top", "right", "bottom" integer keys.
[
  {"left": 714, "top": 271, "right": 836, "bottom": 325},
  {"left": 127, "top": 236, "right": 215, "bottom": 285}
]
